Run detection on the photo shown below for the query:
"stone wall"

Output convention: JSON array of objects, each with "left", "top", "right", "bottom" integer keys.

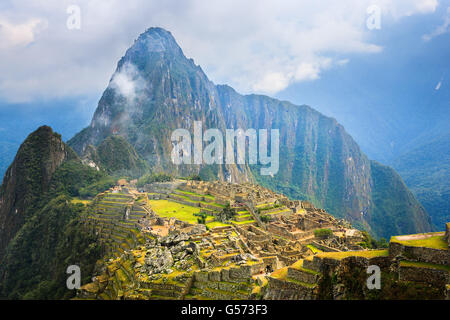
[
  {"left": 399, "top": 265, "right": 448, "bottom": 287},
  {"left": 145, "top": 181, "right": 184, "bottom": 194},
  {"left": 287, "top": 267, "right": 319, "bottom": 284},
  {"left": 263, "top": 277, "right": 316, "bottom": 300},
  {"left": 389, "top": 242, "right": 448, "bottom": 265}
]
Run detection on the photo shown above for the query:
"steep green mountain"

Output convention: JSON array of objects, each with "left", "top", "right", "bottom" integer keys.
[
  {"left": 368, "top": 161, "right": 432, "bottom": 237},
  {"left": 393, "top": 133, "right": 450, "bottom": 230},
  {"left": 68, "top": 27, "right": 432, "bottom": 238},
  {"left": 0, "top": 126, "right": 77, "bottom": 255},
  {"left": 0, "top": 126, "right": 108, "bottom": 299}
]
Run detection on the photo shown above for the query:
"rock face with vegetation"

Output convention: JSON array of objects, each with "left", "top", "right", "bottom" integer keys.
[
  {"left": 393, "top": 133, "right": 450, "bottom": 230},
  {"left": 69, "top": 27, "right": 432, "bottom": 238},
  {"left": 82, "top": 135, "right": 149, "bottom": 177},
  {"left": 0, "top": 126, "right": 76, "bottom": 256}
]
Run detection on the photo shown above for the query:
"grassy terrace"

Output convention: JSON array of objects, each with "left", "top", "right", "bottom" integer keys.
[
  {"left": 306, "top": 244, "right": 322, "bottom": 254},
  {"left": 290, "top": 260, "right": 320, "bottom": 275},
  {"left": 233, "top": 219, "right": 256, "bottom": 225},
  {"left": 71, "top": 198, "right": 92, "bottom": 206},
  {"left": 390, "top": 232, "right": 448, "bottom": 250},
  {"left": 316, "top": 249, "right": 389, "bottom": 260},
  {"left": 400, "top": 260, "right": 450, "bottom": 272},
  {"left": 175, "top": 189, "right": 215, "bottom": 200},
  {"left": 270, "top": 267, "right": 315, "bottom": 288},
  {"left": 266, "top": 208, "right": 291, "bottom": 215},
  {"left": 285, "top": 277, "right": 316, "bottom": 288},
  {"left": 149, "top": 199, "right": 214, "bottom": 224},
  {"left": 205, "top": 221, "right": 231, "bottom": 228},
  {"left": 171, "top": 193, "right": 225, "bottom": 208},
  {"left": 255, "top": 202, "right": 275, "bottom": 209},
  {"left": 270, "top": 267, "right": 288, "bottom": 280}
]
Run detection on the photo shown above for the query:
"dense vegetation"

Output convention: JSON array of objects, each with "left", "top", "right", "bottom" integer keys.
[
  {"left": 95, "top": 135, "right": 149, "bottom": 178},
  {"left": 0, "top": 126, "right": 78, "bottom": 256},
  {"left": 358, "top": 231, "right": 388, "bottom": 249},
  {"left": 0, "top": 156, "right": 110, "bottom": 298},
  {"left": 393, "top": 133, "right": 450, "bottom": 230},
  {"left": 137, "top": 172, "right": 173, "bottom": 187},
  {"left": 368, "top": 161, "right": 433, "bottom": 238},
  {"left": 49, "top": 160, "right": 115, "bottom": 198},
  {"left": 0, "top": 196, "right": 102, "bottom": 299}
]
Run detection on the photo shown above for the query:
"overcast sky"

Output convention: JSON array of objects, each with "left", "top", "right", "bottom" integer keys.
[{"left": 0, "top": 0, "right": 448, "bottom": 103}]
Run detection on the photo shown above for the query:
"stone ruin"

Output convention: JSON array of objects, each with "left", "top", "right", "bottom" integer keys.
[{"left": 78, "top": 179, "right": 385, "bottom": 300}]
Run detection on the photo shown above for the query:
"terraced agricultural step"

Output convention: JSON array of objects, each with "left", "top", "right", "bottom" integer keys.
[
  {"left": 234, "top": 214, "right": 253, "bottom": 222},
  {"left": 287, "top": 267, "right": 320, "bottom": 284},
  {"left": 201, "top": 287, "right": 249, "bottom": 299}
]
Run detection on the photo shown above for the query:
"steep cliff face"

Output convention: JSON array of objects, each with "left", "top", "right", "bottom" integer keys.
[
  {"left": 81, "top": 135, "right": 149, "bottom": 177},
  {"left": 369, "top": 161, "right": 432, "bottom": 237},
  {"left": 0, "top": 126, "right": 76, "bottom": 256},
  {"left": 68, "top": 27, "right": 432, "bottom": 238}
]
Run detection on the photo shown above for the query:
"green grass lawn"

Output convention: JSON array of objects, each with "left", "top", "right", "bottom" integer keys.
[
  {"left": 306, "top": 244, "right": 322, "bottom": 254},
  {"left": 270, "top": 267, "right": 288, "bottom": 280},
  {"left": 206, "top": 221, "right": 231, "bottom": 228},
  {"left": 290, "top": 259, "right": 320, "bottom": 275},
  {"left": 255, "top": 202, "right": 275, "bottom": 209},
  {"left": 291, "top": 259, "right": 303, "bottom": 268},
  {"left": 149, "top": 199, "right": 214, "bottom": 224},
  {"left": 400, "top": 260, "right": 450, "bottom": 272},
  {"left": 71, "top": 198, "right": 92, "bottom": 206},
  {"left": 233, "top": 219, "right": 256, "bottom": 225},
  {"left": 316, "top": 249, "right": 389, "bottom": 260},
  {"left": 390, "top": 233, "right": 448, "bottom": 250}
]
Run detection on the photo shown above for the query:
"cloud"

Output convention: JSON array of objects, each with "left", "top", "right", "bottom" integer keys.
[
  {"left": 422, "top": 6, "right": 450, "bottom": 41},
  {"left": 109, "top": 62, "right": 144, "bottom": 103},
  {"left": 435, "top": 81, "right": 442, "bottom": 90},
  {"left": 0, "top": 17, "right": 47, "bottom": 49},
  {"left": 0, "top": 0, "right": 441, "bottom": 102}
]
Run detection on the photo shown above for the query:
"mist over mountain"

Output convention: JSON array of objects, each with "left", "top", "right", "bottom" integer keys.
[{"left": 68, "top": 27, "right": 432, "bottom": 238}]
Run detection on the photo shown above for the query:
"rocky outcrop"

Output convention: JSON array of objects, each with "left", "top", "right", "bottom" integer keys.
[{"left": 389, "top": 241, "right": 448, "bottom": 265}]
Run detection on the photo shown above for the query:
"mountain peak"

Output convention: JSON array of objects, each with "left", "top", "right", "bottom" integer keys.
[{"left": 125, "top": 26, "right": 184, "bottom": 59}]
